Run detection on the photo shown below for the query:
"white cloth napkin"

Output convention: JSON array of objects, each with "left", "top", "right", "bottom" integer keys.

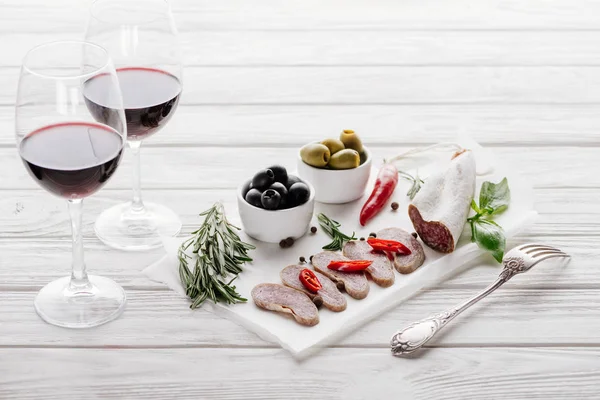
[{"left": 143, "top": 139, "right": 537, "bottom": 358}]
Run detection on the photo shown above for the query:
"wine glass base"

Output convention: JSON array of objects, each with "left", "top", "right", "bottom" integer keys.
[
  {"left": 34, "top": 275, "right": 126, "bottom": 329},
  {"left": 95, "top": 201, "right": 182, "bottom": 251}
]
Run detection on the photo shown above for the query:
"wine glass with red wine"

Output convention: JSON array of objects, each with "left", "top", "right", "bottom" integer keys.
[
  {"left": 15, "top": 41, "right": 127, "bottom": 328},
  {"left": 85, "top": 0, "right": 183, "bottom": 250}
]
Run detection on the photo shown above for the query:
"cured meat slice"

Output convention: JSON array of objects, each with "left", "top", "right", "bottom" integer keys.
[
  {"left": 251, "top": 283, "right": 319, "bottom": 326},
  {"left": 377, "top": 228, "right": 425, "bottom": 274},
  {"left": 408, "top": 150, "right": 476, "bottom": 253},
  {"left": 311, "top": 251, "right": 370, "bottom": 300},
  {"left": 280, "top": 265, "right": 347, "bottom": 312},
  {"left": 343, "top": 240, "right": 395, "bottom": 287}
]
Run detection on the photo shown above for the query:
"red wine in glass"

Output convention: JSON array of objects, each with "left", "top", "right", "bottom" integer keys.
[
  {"left": 19, "top": 122, "right": 124, "bottom": 199},
  {"left": 84, "top": 67, "right": 182, "bottom": 140}
]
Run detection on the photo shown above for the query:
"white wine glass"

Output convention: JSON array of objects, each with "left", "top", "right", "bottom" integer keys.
[
  {"left": 15, "top": 41, "right": 127, "bottom": 328},
  {"left": 85, "top": 0, "right": 183, "bottom": 250}
]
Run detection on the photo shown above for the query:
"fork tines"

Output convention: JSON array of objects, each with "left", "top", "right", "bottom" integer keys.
[{"left": 518, "top": 243, "right": 570, "bottom": 259}]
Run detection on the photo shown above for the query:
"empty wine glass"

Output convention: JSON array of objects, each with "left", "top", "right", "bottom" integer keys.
[
  {"left": 85, "top": 0, "right": 183, "bottom": 250},
  {"left": 15, "top": 41, "right": 127, "bottom": 328}
]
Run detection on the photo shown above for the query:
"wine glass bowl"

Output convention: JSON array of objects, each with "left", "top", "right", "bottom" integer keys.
[
  {"left": 85, "top": 0, "right": 183, "bottom": 250},
  {"left": 15, "top": 41, "right": 127, "bottom": 328}
]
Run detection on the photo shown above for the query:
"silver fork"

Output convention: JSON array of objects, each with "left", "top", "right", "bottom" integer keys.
[{"left": 390, "top": 243, "right": 570, "bottom": 356}]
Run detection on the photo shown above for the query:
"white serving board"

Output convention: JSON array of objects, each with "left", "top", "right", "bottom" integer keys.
[{"left": 145, "top": 138, "right": 537, "bottom": 358}]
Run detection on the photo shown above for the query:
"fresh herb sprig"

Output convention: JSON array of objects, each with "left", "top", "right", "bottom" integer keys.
[
  {"left": 468, "top": 178, "right": 511, "bottom": 263},
  {"left": 398, "top": 170, "right": 424, "bottom": 200},
  {"left": 318, "top": 213, "right": 357, "bottom": 251},
  {"left": 178, "top": 202, "right": 256, "bottom": 309}
]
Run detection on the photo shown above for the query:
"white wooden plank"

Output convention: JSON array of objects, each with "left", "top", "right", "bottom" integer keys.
[
  {"left": 0, "top": 234, "right": 587, "bottom": 290},
  {"left": 0, "top": 347, "right": 599, "bottom": 399},
  {"left": 0, "top": 286, "right": 594, "bottom": 347},
  {"left": 6, "top": 0, "right": 600, "bottom": 31},
  {"left": 7, "top": 31, "right": 600, "bottom": 67},
  {"left": 0, "top": 147, "right": 597, "bottom": 190},
  {"left": 5, "top": 66, "right": 600, "bottom": 105},
  {"left": 0, "top": 186, "right": 595, "bottom": 239},
  {"left": 3, "top": 104, "right": 600, "bottom": 146}
]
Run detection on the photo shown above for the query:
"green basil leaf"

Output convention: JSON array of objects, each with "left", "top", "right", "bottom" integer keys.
[
  {"left": 479, "top": 178, "right": 510, "bottom": 215},
  {"left": 470, "top": 199, "right": 481, "bottom": 214},
  {"left": 472, "top": 219, "right": 506, "bottom": 263}
]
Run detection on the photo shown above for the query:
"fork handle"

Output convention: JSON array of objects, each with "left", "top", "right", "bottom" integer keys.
[{"left": 391, "top": 273, "right": 512, "bottom": 356}]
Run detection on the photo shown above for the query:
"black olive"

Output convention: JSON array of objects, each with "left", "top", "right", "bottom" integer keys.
[
  {"left": 245, "top": 188, "right": 263, "bottom": 208},
  {"left": 268, "top": 165, "right": 288, "bottom": 184},
  {"left": 289, "top": 182, "right": 310, "bottom": 206},
  {"left": 269, "top": 182, "right": 288, "bottom": 199},
  {"left": 261, "top": 189, "right": 281, "bottom": 210},
  {"left": 241, "top": 179, "right": 253, "bottom": 198},
  {"left": 284, "top": 174, "right": 302, "bottom": 189},
  {"left": 252, "top": 169, "right": 275, "bottom": 191}
]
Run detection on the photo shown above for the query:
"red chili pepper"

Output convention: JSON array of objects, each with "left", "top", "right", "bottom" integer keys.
[
  {"left": 299, "top": 269, "right": 322, "bottom": 293},
  {"left": 367, "top": 238, "right": 412, "bottom": 255},
  {"left": 359, "top": 163, "right": 399, "bottom": 226},
  {"left": 327, "top": 260, "right": 373, "bottom": 272}
]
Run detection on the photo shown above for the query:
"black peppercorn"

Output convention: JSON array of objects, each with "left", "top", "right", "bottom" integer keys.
[
  {"left": 360, "top": 237, "right": 365, "bottom": 241},
  {"left": 391, "top": 202, "right": 399, "bottom": 211},
  {"left": 310, "top": 226, "right": 317, "bottom": 234},
  {"left": 279, "top": 239, "right": 287, "bottom": 248},
  {"left": 411, "top": 232, "right": 418, "bottom": 239},
  {"left": 309, "top": 255, "right": 314, "bottom": 263},
  {"left": 369, "top": 232, "right": 377, "bottom": 238},
  {"left": 299, "top": 256, "right": 306, "bottom": 263},
  {"left": 285, "top": 237, "right": 294, "bottom": 247}
]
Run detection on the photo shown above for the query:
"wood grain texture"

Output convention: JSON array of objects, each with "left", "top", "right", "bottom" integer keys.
[
  {"left": 0, "top": 186, "right": 596, "bottom": 239},
  {"left": 0, "top": 286, "right": 593, "bottom": 347},
  {"left": 4, "top": 104, "right": 600, "bottom": 146},
  {"left": 6, "top": 66, "right": 600, "bottom": 106},
  {"left": 8, "top": 31, "right": 600, "bottom": 67},
  {"left": 2, "top": 146, "right": 598, "bottom": 191},
  {"left": 7, "top": 0, "right": 600, "bottom": 32},
  {"left": 0, "top": 347, "right": 599, "bottom": 399}
]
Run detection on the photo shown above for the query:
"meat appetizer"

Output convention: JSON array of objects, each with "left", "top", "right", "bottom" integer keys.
[
  {"left": 251, "top": 283, "right": 319, "bottom": 326},
  {"left": 377, "top": 227, "right": 425, "bottom": 274},
  {"left": 408, "top": 149, "right": 476, "bottom": 253},
  {"left": 311, "top": 251, "right": 370, "bottom": 300},
  {"left": 343, "top": 240, "right": 395, "bottom": 287},
  {"left": 280, "top": 264, "right": 347, "bottom": 312}
]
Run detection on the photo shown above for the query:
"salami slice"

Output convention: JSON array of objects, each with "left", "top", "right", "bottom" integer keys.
[
  {"left": 377, "top": 228, "right": 425, "bottom": 274},
  {"left": 343, "top": 240, "right": 395, "bottom": 287},
  {"left": 280, "top": 264, "right": 347, "bottom": 312},
  {"left": 408, "top": 150, "right": 476, "bottom": 253},
  {"left": 311, "top": 251, "right": 370, "bottom": 300}
]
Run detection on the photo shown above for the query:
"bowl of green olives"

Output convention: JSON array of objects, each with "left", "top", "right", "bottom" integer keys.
[
  {"left": 237, "top": 165, "right": 315, "bottom": 243},
  {"left": 297, "top": 130, "right": 372, "bottom": 204}
]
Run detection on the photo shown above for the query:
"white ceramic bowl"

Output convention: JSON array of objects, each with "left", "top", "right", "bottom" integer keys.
[
  {"left": 237, "top": 180, "right": 315, "bottom": 243},
  {"left": 297, "top": 145, "right": 372, "bottom": 204}
]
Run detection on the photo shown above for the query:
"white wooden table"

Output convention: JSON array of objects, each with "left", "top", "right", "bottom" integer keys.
[{"left": 2, "top": 0, "right": 600, "bottom": 398}]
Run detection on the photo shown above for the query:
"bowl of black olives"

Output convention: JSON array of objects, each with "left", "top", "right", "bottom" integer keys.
[{"left": 238, "top": 165, "right": 315, "bottom": 243}]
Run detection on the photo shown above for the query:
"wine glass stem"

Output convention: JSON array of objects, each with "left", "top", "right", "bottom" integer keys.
[
  {"left": 129, "top": 140, "right": 145, "bottom": 213},
  {"left": 67, "top": 199, "right": 90, "bottom": 290}
]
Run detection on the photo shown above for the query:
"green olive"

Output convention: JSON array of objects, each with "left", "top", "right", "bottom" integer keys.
[
  {"left": 320, "top": 138, "right": 345, "bottom": 155},
  {"left": 300, "top": 143, "right": 331, "bottom": 168},
  {"left": 328, "top": 149, "right": 360, "bottom": 170},
  {"left": 339, "top": 129, "right": 364, "bottom": 154}
]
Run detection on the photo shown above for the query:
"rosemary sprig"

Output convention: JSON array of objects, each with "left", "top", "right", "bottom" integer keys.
[
  {"left": 318, "top": 213, "right": 357, "bottom": 251},
  {"left": 398, "top": 170, "right": 424, "bottom": 200},
  {"left": 178, "top": 202, "right": 255, "bottom": 309}
]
